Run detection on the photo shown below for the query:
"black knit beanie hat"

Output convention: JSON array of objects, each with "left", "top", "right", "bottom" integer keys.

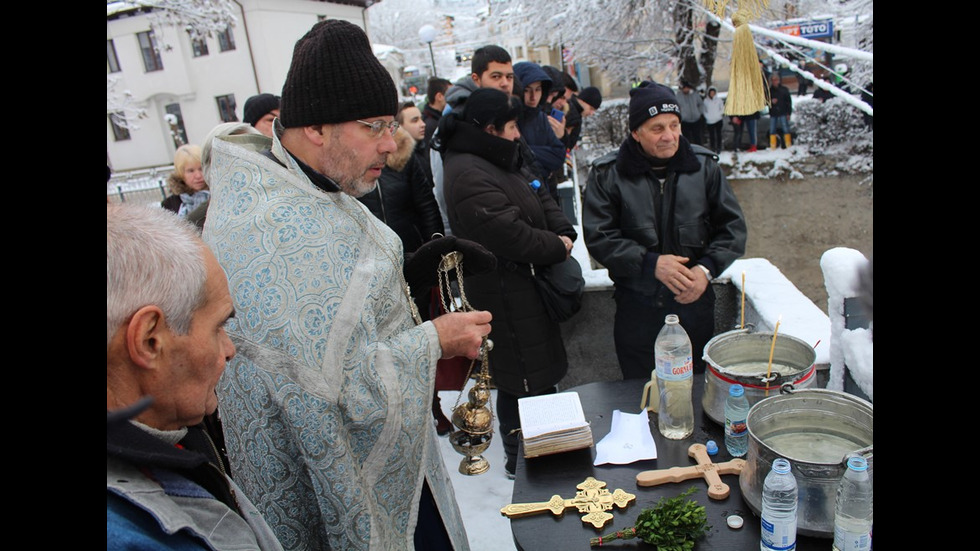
[
  {"left": 578, "top": 87, "right": 602, "bottom": 110},
  {"left": 279, "top": 19, "right": 397, "bottom": 128},
  {"left": 243, "top": 93, "right": 280, "bottom": 126},
  {"left": 628, "top": 81, "right": 681, "bottom": 131}
]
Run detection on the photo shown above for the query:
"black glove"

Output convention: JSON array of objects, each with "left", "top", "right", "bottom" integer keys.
[{"left": 404, "top": 236, "right": 497, "bottom": 296}]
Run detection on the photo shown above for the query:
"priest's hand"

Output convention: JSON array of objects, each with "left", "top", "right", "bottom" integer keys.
[{"left": 432, "top": 310, "right": 493, "bottom": 359}]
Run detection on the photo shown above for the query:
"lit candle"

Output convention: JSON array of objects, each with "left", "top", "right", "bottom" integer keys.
[
  {"left": 740, "top": 271, "right": 746, "bottom": 329},
  {"left": 765, "top": 315, "right": 782, "bottom": 396}
]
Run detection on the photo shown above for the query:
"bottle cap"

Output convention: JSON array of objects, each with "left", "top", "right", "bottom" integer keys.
[
  {"left": 726, "top": 515, "right": 744, "bottom": 529},
  {"left": 729, "top": 384, "right": 744, "bottom": 397},
  {"left": 846, "top": 456, "right": 868, "bottom": 471},
  {"left": 705, "top": 440, "right": 718, "bottom": 455},
  {"left": 772, "top": 457, "right": 791, "bottom": 473}
]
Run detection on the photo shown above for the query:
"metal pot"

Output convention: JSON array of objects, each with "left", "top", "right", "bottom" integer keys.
[
  {"left": 739, "top": 388, "right": 873, "bottom": 538},
  {"left": 701, "top": 328, "right": 817, "bottom": 425}
]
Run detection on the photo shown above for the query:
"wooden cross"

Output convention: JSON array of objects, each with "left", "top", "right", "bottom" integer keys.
[
  {"left": 500, "top": 476, "right": 636, "bottom": 529},
  {"left": 635, "top": 443, "right": 746, "bottom": 500}
]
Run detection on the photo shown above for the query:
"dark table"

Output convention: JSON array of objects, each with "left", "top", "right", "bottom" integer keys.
[{"left": 510, "top": 378, "right": 828, "bottom": 550}]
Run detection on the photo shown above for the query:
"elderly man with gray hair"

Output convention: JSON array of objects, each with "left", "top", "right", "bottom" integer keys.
[{"left": 107, "top": 203, "right": 282, "bottom": 550}]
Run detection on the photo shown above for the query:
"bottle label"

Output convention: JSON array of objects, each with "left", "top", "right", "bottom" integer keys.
[
  {"left": 655, "top": 355, "right": 693, "bottom": 381},
  {"left": 725, "top": 418, "right": 747, "bottom": 437},
  {"left": 761, "top": 516, "right": 797, "bottom": 551},
  {"left": 833, "top": 526, "right": 871, "bottom": 551}
]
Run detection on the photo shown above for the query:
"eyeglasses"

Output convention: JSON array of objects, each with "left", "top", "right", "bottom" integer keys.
[{"left": 356, "top": 119, "right": 400, "bottom": 137}]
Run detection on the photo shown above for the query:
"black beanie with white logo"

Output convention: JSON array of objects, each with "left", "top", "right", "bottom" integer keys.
[{"left": 628, "top": 81, "right": 682, "bottom": 131}]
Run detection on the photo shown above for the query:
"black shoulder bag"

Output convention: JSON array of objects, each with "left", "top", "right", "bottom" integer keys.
[{"left": 531, "top": 257, "right": 585, "bottom": 323}]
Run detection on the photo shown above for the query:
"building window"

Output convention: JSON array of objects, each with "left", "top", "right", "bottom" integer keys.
[
  {"left": 109, "top": 112, "right": 131, "bottom": 141},
  {"left": 217, "top": 26, "right": 236, "bottom": 52},
  {"left": 165, "top": 103, "right": 188, "bottom": 149},
  {"left": 190, "top": 33, "right": 209, "bottom": 57},
  {"left": 137, "top": 31, "right": 164, "bottom": 72},
  {"left": 107, "top": 39, "right": 121, "bottom": 73},
  {"left": 216, "top": 94, "right": 238, "bottom": 123}
]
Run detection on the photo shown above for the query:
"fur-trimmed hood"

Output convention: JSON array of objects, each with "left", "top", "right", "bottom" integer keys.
[{"left": 387, "top": 126, "right": 417, "bottom": 172}]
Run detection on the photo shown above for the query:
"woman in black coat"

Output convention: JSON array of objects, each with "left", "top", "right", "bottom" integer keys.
[{"left": 436, "top": 88, "right": 577, "bottom": 477}]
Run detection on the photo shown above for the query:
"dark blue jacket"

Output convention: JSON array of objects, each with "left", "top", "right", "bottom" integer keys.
[{"left": 513, "top": 62, "right": 567, "bottom": 186}]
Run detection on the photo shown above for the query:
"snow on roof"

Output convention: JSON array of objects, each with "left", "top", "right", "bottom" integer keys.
[{"left": 107, "top": 1, "right": 142, "bottom": 17}]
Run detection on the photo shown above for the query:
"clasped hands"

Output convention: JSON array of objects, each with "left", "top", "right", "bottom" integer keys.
[{"left": 655, "top": 254, "right": 709, "bottom": 305}]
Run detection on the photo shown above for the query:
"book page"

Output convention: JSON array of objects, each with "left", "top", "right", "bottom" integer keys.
[{"left": 518, "top": 392, "right": 588, "bottom": 439}]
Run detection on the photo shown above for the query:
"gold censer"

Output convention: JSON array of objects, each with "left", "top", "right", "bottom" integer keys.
[{"left": 438, "top": 251, "right": 496, "bottom": 475}]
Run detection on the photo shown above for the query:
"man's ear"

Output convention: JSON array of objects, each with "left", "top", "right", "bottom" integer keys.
[
  {"left": 126, "top": 305, "right": 168, "bottom": 369},
  {"left": 470, "top": 73, "right": 480, "bottom": 86},
  {"left": 630, "top": 129, "right": 640, "bottom": 142},
  {"left": 303, "top": 124, "right": 327, "bottom": 147}
]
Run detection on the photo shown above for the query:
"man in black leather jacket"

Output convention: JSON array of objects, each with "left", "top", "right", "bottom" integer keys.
[{"left": 583, "top": 81, "right": 746, "bottom": 379}]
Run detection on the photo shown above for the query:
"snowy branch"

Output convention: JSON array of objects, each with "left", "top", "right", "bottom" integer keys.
[
  {"left": 110, "top": 1, "right": 238, "bottom": 41},
  {"left": 107, "top": 77, "right": 148, "bottom": 130}
]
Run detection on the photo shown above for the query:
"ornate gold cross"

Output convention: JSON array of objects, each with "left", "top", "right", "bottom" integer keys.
[{"left": 500, "top": 476, "right": 636, "bottom": 529}]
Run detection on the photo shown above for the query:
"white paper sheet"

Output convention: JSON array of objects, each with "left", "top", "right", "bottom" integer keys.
[{"left": 593, "top": 409, "right": 658, "bottom": 466}]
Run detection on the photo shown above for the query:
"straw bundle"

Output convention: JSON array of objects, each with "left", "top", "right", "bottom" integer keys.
[{"left": 703, "top": 0, "right": 770, "bottom": 116}]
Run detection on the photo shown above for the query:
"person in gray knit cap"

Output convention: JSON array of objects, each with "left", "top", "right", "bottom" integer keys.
[{"left": 201, "top": 19, "right": 494, "bottom": 551}]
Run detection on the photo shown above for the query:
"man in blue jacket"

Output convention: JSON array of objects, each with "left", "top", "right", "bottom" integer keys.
[
  {"left": 513, "top": 61, "right": 568, "bottom": 203},
  {"left": 583, "top": 82, "right": 747, "bottom": 379}
]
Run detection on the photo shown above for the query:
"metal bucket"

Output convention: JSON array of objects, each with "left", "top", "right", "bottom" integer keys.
[
  {"left": 701, "top": 328, "right": 817, "bottom": 425},
  {"left": 739, "top": 388, "right": 873, "bottom": 538}
]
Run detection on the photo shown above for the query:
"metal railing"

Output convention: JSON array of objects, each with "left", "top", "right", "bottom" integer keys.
[{"left": 106, "top": 165, "right": 174, "bottom": 205}]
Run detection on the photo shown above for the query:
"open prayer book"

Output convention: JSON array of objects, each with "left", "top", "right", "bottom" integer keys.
[{"left": 518, "top": 391, "right": 594, "bottom": 458}]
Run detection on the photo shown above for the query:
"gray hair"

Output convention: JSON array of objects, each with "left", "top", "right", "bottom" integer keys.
[{"left": 107, "top": 204, "right": 207, "bottom": 346}]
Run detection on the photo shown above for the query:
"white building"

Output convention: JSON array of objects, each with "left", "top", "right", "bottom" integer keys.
[{"left": 107, "top": 0, "right": 378, "bottom": 172}]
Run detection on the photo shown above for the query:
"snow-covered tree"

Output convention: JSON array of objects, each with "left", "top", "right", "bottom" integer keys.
[
  {"left": 106, "top": 1, "right": 239, "bottom": 129},
  {"left": 109, "top": 0, "right": 238, "bottom": 42},
  {"left": 488, "top": 0, "right": 689, "bottom": 84},
  {"left": 367, "top": 0, "right": 490, "bottom": 80},
  {"left": 759, "top": 0, "right": 872, "bottom": 94},
  {"left": 487, "top": 0, "right": 869, "bottom": 90}
]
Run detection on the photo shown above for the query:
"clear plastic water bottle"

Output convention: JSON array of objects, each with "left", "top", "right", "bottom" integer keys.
[
  {"left": 724, "top": 384, "right": 750, "bottom": 457},
  {"left": 760, "top": 457, "right": 798, "bottom": 551},
  {"left": 832, "top": 456, "right": 873, "bottom": 551},
  {"left": 654, "top": 314, "right": 694, "bottom": 439}
]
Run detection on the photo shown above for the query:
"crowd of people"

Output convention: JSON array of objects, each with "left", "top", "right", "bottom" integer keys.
[
  {"left": 110, "top": 19, "right": 749, "bottom": 551},
  {"left": 649, "top": 68, "right": 874, "bottom": 154}
]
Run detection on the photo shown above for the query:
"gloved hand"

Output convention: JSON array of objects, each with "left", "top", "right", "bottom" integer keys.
[{"left": 404, "top": 236, "right": 497, "bottom": 296}]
